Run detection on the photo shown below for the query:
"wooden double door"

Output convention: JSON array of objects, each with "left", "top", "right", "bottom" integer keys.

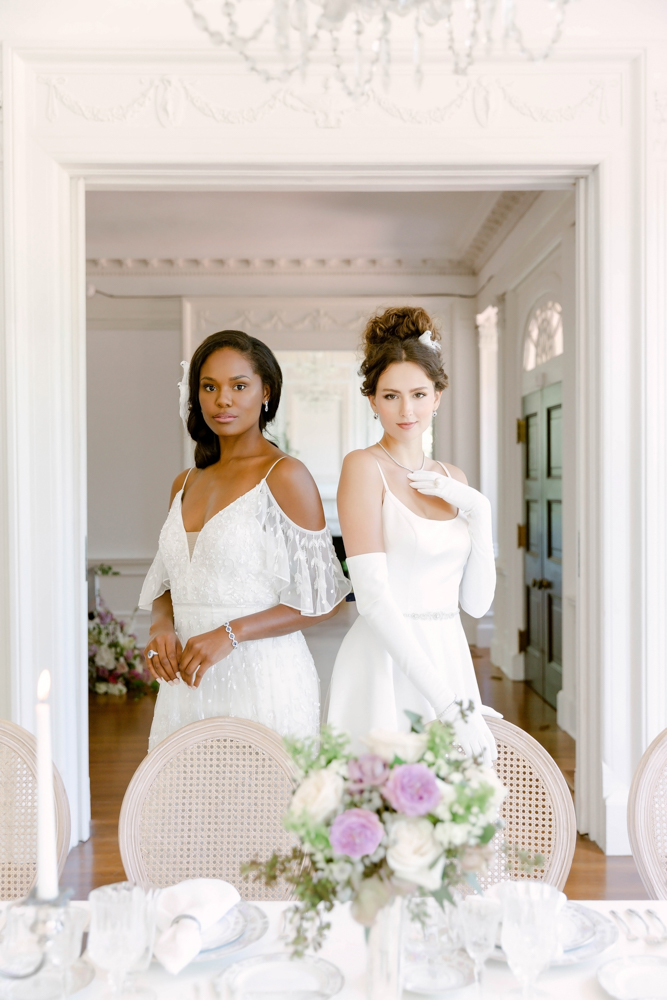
[{"left": 522, "top": 383, "right": 563, "bottom": 708}]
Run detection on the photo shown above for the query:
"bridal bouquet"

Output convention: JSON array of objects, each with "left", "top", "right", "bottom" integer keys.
[{"left": 243, "top": 711, "right": 506, "bottom": 955}]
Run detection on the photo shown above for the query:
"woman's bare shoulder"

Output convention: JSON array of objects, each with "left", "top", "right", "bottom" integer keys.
[
  {"left": 433, "top": 460, "right": 468, "bottom": 485},
  {"left": 170, "top": 468, "right": 193, "bottom": 505},
  {"left": 266, "top": 455, "right": 326, "bottom": 530},
  {"left": 341, "top": 447, "right": 383, "bottom": 475}
]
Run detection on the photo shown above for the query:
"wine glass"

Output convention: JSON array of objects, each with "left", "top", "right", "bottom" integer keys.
[
  {"left": 458, "top": 894, "right": 502, "bottom": 992},
  {"left": 47, "top": 904, "right": 88, "bottom": 997},
  {"left": 88, "top": 883, "right": 154, "bottom": 999},
  {"left": 500, "top": 882, "right": 565, "bottom": 998}
]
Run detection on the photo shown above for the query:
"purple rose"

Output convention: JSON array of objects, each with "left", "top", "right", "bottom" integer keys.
[
  {"left": 348, "top": 755, "right": 390, "bottom": 791},
  {"left": 124, "top": 648, "right": 134, "bottom": 661},
  {"left": 329, "top": 808, "right": 384, "bottom": 859},
  {"left": 383, "top": 764, "right": 441, "bottom": 817}
]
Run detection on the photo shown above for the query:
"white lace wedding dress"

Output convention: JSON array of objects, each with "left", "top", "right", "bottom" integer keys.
[
  {"left": 327, "top": 462, "right": 493, "bottom": 751},
  {"left": 139, "top": 461, "right": 350, "bottom": 750}
]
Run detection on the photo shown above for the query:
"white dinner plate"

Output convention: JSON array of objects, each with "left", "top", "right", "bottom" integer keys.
[
  {"left": 598, "top": 955, "right": 667, "bottom": 999},
  {"left": 404, "top": 952, "right": 475, "bottom": 994},
  {"left": 192, "top": 902, "right": 269, "bottom": 964},
  {"left": 490, "top": 902, "right": 617, "bottom": 966},
  {"left": 213, "top": 952, "right": 344, "bottom": 999}
]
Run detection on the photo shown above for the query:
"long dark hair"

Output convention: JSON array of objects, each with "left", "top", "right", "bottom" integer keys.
[{"left": 186, "top": 330, "right": 282, "bottom": 469}]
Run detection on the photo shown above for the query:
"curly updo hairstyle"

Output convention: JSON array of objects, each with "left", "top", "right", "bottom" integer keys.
[
  {"left": 186, "top": 330, "right": 282, "bottom": 469},
  {"left": 359, "top": 306, "right": 448, "bottom": 398}
]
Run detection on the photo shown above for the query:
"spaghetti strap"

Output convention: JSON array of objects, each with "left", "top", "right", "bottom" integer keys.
[
  {"left": 436, "top": 461, "right": 452, "bottom": 478},
  {"left": 181, "top": 467, "right": 195, "bottom": 493},
  {"left": 375, "top": 461, "right": 390, "bottom": 490},
  {"left": 265, "top": 455, "right": 287, "bottom": 480}
]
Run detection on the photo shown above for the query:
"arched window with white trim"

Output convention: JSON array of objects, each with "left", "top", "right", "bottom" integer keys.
[{"left": 523, "top": 300, "right": 563, "bottom": 371}]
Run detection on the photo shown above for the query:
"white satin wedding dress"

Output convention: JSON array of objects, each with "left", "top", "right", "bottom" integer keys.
[
  {"left": 327, "top": 462, "right": 493, "bottom": 751},
  {"left": 140, "top": 458, "right": 350, "bottom": 750}
]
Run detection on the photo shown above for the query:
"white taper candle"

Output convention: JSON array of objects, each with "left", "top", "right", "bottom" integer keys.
[{"left": 36, "top": 670, "right": 59, "bottom": 900}]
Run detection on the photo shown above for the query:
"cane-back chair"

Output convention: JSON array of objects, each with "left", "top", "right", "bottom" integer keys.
[
  {"left": 119, "top": 717, "right": 299, "bottom": 899},
  {"left": 0, "top": 719, "right": 71, "bottom": 900},
  {"left": 628, "top": 727, "right": 667, "bottom": 898},
  {"left": 481, "top": 717, "right": 576, "bottom": 892}
]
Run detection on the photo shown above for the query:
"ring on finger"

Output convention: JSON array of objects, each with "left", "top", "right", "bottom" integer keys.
[{"left": 146, "top": 649, "right": 158, "bottom": 659}]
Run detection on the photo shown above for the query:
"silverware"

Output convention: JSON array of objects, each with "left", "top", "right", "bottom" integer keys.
[
  {"left": 646, "top": 909, "right": 667, "bottom": 944},
  {"left": 625, "top": 909, "right": 663, "bottom": 944},
  {"left": 610, "top": 909, "right": 640, "bottom": 941}
]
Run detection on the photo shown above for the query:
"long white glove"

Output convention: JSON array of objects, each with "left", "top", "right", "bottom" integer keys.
[
  {"left": 408, "top": 471, "right": 496, "bottom": 618},
  {"left": 346, "top": 553, "right": 497, "bottom": 763}
]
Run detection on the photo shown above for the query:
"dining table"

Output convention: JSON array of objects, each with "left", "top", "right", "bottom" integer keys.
[{"left": 9, "top": 898, "right": 667, "bottom": 999}]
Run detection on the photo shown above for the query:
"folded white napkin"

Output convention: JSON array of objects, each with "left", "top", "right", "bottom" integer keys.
[{"left": 153, "top": 878, "right": 241, "bottom": 975}]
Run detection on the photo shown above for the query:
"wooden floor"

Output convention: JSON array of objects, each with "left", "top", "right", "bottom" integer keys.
[{"left": 63, "top": 650, "right": 648, "bottom": 900}]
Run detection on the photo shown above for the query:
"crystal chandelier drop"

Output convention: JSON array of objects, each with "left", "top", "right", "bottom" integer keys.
[{"left": 185, "top": 0, "right": 573, "bottom": 93}]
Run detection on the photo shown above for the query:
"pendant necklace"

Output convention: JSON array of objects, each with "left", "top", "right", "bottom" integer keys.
[{"left": 378, "top": 441, "right": 426, "bottom": 474}]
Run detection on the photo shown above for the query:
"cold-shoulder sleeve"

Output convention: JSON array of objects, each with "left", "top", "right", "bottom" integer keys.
[
  {"left": 257, "top": 487, "right": 351, "bottom": 616},
  {"left": 138, "top": 549, "right": 170, "bottom": 611}
]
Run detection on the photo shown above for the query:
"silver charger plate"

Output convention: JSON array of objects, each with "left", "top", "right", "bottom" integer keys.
[
  {"left": 192, "top": 902, "right": 269, "bottom": 964},
  {"left": 597, "top": 955, "right": 667, "bottom": 999},
  {"left": 404, "top": 952, "right": 475, "bottom": 994},
  {"left": 213, "top": 952, "right": 344, "bottom": 999},
  {"left": 490, "top": 902, "right": 617, "bottom": 966}
]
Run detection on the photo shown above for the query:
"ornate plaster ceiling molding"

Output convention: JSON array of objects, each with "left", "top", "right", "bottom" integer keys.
[
  {"left": 459, "top": 190, "right": 540, "bottom": 272},
  {"left": 86, "top": 256, "right": 475, "bottom": 277}
]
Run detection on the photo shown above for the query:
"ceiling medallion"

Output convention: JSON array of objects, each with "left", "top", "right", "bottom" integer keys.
[{"left": 185, "top": 0, "right": 574, "bottom": 92}]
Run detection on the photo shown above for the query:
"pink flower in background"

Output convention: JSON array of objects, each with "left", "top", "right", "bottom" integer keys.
[
  {"left": 348, "top": 754, "right": 389, "bottom": 791},
  {"left": 383, "top": 763, "right": 441, "bottom": 817},
  {"left": 330, "top": 809, "right": 384, "bottom": 859}
]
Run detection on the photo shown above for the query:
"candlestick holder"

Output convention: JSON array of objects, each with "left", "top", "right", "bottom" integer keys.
[{"left": 0, "top": 888, "right": 93, "bottom": 999}]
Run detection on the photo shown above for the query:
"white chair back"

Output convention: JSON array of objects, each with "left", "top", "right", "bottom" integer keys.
[
  {"left": 628, "top": 728, "right": 667, "bottom": 898},
  {"left": 482, "top": 718, "right": 576, "bottom": 891},
  {"left": 0, "top": 719, "right": 71, "bottom": 900},
  {"left": 119, "top": 717, "right": 299, "bottom": 899}
]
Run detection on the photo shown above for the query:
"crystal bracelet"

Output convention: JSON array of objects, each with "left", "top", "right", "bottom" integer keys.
[{"left": 223, "top": 621, "right": 239, "bottom": 649}]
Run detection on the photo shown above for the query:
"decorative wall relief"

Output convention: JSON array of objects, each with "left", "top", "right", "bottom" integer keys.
[{"left": 38, "top": 72, "right": 619, "bottom": 131}]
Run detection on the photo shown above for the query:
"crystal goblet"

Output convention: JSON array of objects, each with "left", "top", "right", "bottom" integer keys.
[
  {"left": 458, "top": 894, "right": 502, "bottom": 992},
  {"left": 500, "top": 882, "right": 565, "bottom": 998},
  {"left": 88, "top": 882, "right": 154, "bottom": 1000}
]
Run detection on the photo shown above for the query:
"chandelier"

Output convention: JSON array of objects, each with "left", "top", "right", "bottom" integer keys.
[{"left": 185, "top": 0, "right": 573, "bottom": 93}]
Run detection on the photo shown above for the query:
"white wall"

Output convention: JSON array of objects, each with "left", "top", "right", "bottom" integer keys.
[{"left": 87, "top": 297, "right": 182, "bottom": 635}]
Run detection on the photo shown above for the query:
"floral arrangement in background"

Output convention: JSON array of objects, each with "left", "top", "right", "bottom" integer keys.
[
  {"left": 88, "top": 600, "right": 157, "bottom": 699},
  {"left": 243, "top": 710, "right": 507, "bottom": 955}
]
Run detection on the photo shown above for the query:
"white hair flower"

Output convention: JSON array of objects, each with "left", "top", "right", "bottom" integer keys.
[
  {"left": 418, "top": 330, "right": 440, "bottom": 352},
  {"left": 178, "top": 360, "right": 190, "bottom": 428}
]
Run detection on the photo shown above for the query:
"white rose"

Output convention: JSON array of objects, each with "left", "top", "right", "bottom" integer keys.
[
  {"left": 95, "top": 646, "right": 116, "bottom": 670},
  {"left": 362, "top": 729, "right": 428, "bottom": 764},
  {"left": 290, "top": 767, "right": 344, "bottom": 824},
  {"left": 386, "top": 818, "right": 444, "bottom": 890},
  {"left": 107, "top": 682, "right": 127, "bottom": 696},
  {"left": 94, "top": 682, "right": 109, "bottom": 694}
]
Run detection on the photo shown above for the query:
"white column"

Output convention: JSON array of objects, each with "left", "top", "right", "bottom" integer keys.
[{"left": 476, "top": 306, "right": 499, "bottom": 553}]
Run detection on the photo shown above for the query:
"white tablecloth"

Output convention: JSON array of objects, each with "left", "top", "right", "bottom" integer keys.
[{"left": 61, "top": 899, "right": 667, "bottom": 998}]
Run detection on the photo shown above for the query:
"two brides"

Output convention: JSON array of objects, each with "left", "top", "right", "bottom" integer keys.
[{"left": 141, "top": 310, "right": 496, "bottom": 762}]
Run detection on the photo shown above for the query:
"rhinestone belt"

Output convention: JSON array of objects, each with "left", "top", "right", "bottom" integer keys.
[{"left": 403, "top": 610, "right": 460, "bottom": 621}]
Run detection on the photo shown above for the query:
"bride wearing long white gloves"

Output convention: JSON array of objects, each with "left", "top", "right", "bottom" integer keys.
[{"left": 326, "top": 306, "right": 499, "bottom": 764}]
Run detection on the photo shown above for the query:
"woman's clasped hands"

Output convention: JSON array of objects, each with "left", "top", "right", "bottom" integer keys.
[{"left": 144, "top": 626, "right": 236, "bottom": 688}]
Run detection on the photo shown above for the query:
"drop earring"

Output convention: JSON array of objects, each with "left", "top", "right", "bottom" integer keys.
[
  {"left": 433, "top": 410, "right": 438, "bottom": 418},
  {"left": 264, "top": 401, "right": 269, "bottom": 412},
  {"left": 373, "top": 412, "right": 379, "bottom": 420}
]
